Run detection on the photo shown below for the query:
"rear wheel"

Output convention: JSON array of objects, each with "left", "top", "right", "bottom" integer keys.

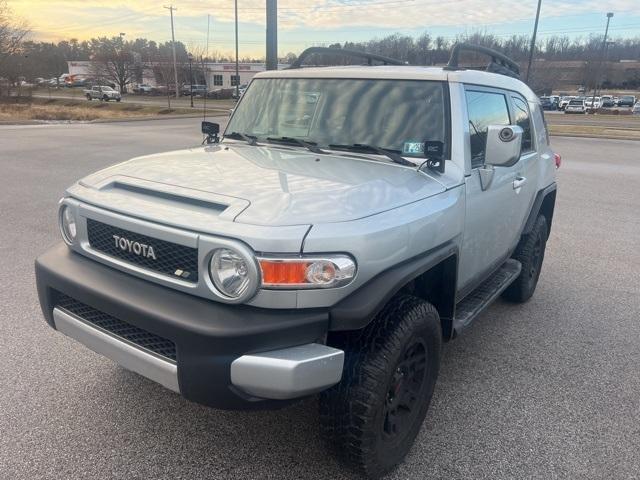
[
  {"left": 319, "top": 295, "right": 442, "bottom": 478},
  {"left": 502, "top": 214, "right": 548, "bottom": 303},
  {"left": 102, "top": 95, "right": 109, "bottom": 102}
]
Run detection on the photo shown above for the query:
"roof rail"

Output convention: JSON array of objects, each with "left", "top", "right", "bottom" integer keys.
[
  {"left": 444, "top": 43, "right": 520, "bottom": 79},
  {"left": 288, "top": 47, "right": 404, "bottom": 69}
]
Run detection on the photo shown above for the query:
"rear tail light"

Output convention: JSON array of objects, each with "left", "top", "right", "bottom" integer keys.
[{"left": 554, "top": 153, "right": 562, "bottom": 169}]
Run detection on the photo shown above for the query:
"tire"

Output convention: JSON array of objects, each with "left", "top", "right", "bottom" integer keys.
[
  {"left": 86, "top": 94, "right": 92, "bottom": 101},
  {"left": 502, "top": 214, "right": 548, "bottom": 303},
  {"left": 116, "top": 98, "right": 121, "bottom": 102},
  {"left": 319, "top": 295, "right": 442, "bottom": 478},
  {"left": 103, "top": 95, "right": 109, "bottom": 102}
]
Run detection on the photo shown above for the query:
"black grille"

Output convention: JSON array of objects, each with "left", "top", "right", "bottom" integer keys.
[
  {"left": 87, "top": 218, "right": 198, "bottom": 282},
  {"left": 56, "top": 293, "right": 177, "bottom": 362}
]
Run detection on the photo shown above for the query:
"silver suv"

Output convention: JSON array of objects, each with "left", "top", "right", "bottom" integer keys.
[{"left": 36, "top": 44, "right": 558, "bottom": 478}]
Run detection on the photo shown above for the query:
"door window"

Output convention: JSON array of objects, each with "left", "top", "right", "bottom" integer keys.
[
  {"left": 511, "top": 95, "right": 533, "bottom": 153},
  {"left": 466, "top": 90, "right": 511, "bottom": 168}
]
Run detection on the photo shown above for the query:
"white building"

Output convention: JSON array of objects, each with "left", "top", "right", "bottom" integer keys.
[{"left": 67, "top": 61, "right": 288, "bottom": 90}]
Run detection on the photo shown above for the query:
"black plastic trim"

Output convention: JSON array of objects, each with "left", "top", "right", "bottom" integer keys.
[
  {"left": 35, "top": 243, "right": 329, "bottom": 410},
  {"left": 329, "top": 241, "right": 458, "bottom": 331},
  {"left": 289, "top": 47, "right": 404, "bottom": 69},
  {"left": 522, "top": 182, "right": 557, "bottom": 237}
]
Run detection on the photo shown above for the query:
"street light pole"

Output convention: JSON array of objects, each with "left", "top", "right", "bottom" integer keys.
[
  {"left": 525, "top": 0, "right": 542, "bottom": 83},
  {"left": 234, "top": 0, "right": 239, "bottom": 98},
  {"left": 164, "top": 5, "right": 180, "bottom": 99},
  {"left": 590, "top": 12, "right": 614, "bottom": 112},
  {"left": 188, "top": 53, "right": 194, "bottom": 108}
]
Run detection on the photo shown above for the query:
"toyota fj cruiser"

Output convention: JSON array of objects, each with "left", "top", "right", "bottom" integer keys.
[{"left": 36, "top": 44, "right": 558, "bottom": 477}]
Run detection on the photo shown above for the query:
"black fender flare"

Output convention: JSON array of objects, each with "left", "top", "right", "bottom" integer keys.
[
  {"left": 522, "top": 182, "right": 557, "bottom": 238},
  {"left": 328, "top": 241, "right": 458, "bottom": 332}
]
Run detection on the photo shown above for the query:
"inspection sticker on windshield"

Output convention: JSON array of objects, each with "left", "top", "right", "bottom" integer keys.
[{"left": 402, "top": 141, "right": 424, "bottom": 155}]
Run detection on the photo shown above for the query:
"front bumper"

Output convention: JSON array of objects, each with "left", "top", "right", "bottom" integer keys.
[{"left": 36, "top": 243, "right": 343, "bottom": 409}]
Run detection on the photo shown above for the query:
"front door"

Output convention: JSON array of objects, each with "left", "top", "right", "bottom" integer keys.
[{"left": 457, "top": 87, "right": 538, "bottom": 293}]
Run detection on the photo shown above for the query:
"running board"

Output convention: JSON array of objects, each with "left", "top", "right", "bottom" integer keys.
[{"left": 453, "top": 259, "right": 521, "bottom": 333}]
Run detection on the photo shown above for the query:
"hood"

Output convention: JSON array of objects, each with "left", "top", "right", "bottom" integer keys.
[{"left": 74, "top": 144, "right": 446, "bottom": 226}]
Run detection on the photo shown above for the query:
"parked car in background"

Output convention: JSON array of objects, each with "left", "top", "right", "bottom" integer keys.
[
  {"left": 600, "top": 95, "right": 614, "bottom": 107},
  {"left": 585, "top": 97, "right": 601, "bottom": 110},
  {"left": 133, "top": 84, "right": 155, "bottom": 94},
  {"left": 182, "top": 84, "right": 208, "bottom": 97},
  {"left": 232, "top": 84, "right": 248, "bottom": 99},
  {"left": 540, "top": 97, "right": 557, "bottom": 110},
  {"left": 84, "top": 85, "right": 121, "bottom": 102},
  {"left": 565, "top": 98, "right": 586, "bottom": 113},
  {"left": 559, "top": 96, "right": 574, "bottom": 111},
  {"left": 617, "top": 95, "right": 636, "bottom": 107}
]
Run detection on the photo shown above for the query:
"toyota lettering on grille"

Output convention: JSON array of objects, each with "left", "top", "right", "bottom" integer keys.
[{"left": 112, "top": 234, "right": 157, "bottom": 260}]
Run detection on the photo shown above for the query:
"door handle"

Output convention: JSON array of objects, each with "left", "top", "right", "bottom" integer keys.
[{"left": 513, "top": 176, "right": 527, "bottom": 190}]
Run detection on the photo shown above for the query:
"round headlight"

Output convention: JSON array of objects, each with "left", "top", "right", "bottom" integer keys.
[
  {"left": 60, "top": 205, "right": 77, "bottom": 244},
  {"left": 209, "top": 248, "right": 256, "bottom": 300}
]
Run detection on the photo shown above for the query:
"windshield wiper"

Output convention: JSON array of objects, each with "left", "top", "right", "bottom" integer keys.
[
  {"left": 266, "top": 136, "right": 326, "bottom": 154},
  {"left": 225, "top": 131, "right": 258, "bottom": 146},
  {"left": 328, "top": 143, "right": 414, "bottom": 166}
]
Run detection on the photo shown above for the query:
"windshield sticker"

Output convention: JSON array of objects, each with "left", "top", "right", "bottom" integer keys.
[{"left": 403, "top": 141, "right": 424, "bottom": 155}]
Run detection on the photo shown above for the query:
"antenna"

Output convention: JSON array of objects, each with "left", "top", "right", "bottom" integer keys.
[{"left": 203, "top": 13, "right": 210, "bottom": 123}]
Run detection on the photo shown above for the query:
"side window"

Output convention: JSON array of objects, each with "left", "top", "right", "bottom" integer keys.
[
  {"left": 466, "top": 90, "right": 511, "bottom": 168},
  {"left": 213, "top": 75, "right": 223, "bottom": 86},
  {"left": 511, "top": 95, "right": 533, "bottom": 152}
]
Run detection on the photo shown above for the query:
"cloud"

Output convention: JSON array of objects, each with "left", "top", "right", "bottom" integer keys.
[{"left": 10, "top": 0, "right": 640, "bottom": 43}]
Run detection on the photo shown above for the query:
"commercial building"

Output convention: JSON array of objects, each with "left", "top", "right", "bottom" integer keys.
[{"left": 67, "top": 61, "right": 287, "bottom": 90}]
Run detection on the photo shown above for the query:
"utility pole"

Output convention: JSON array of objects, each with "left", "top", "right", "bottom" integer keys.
[
  {"left": 234, "top": 0, "right": 239, "bottom": 98},
  {"left": 266, "top": 0, "right": 278, "bottom": 70},
  {"left": 164, "top": 5, "right": 180, "bottom": 98},
  {"left": 188, "top": 53, "right": 194, "bottom": 108},
  {"left": 525, "top": 0, "right": 542, "bottom": 83},
  {"left": 590, "top": 12, "right": 614, "bottom": 112}
]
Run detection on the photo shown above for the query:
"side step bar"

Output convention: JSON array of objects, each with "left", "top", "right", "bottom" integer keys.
[{"left": 453, "top": 259, "right": 521, "bottom": 333}]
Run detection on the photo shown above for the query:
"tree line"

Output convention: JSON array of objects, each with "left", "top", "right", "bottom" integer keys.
[{"left": 2, "top": 0, "right": 639, "bottom": 93}]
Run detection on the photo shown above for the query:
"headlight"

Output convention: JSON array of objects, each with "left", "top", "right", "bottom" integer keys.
[
  {"left": 259, "top": 255, "right": 356, "bottom": 289},
  {"left": 59, "top": 204, "right": 77, "bottom": 244},
  {"left": 209, "top": 247, "right": 258, "bottom": 301}
]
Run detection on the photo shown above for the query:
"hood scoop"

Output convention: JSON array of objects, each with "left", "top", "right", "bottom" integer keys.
[{"left": 70, "top": 175, "right": 250, "bottom": 224}]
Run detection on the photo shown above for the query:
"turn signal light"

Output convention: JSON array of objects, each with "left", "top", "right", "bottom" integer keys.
[{"left": 258, "top": 256, "right": 356, "bottom": 289}]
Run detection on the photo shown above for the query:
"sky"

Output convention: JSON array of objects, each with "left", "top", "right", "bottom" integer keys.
[{"left": 9, "top": 0, "right": 640, "bottom": 58}]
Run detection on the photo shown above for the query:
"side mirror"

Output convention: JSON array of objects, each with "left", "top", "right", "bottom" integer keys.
[{"left": 484, "top": 125, "right": 523, "bottom": 167}]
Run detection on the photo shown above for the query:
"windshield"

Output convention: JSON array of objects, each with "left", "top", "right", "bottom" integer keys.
[
  {"left": 569, "top": 100, "right": 583, "bottom": 105},
  {"left": 101, "top": 86, "right": 115, "bottom": 92},
  {"left": 225, "top": 78, "right": 448, "bottom": 158}
]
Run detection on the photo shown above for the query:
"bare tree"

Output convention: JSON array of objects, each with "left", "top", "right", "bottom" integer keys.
[
  {"left": 89, "top": 37, "right": 136, "bottom": 93},
  {"left": 0, "top": 0, "right": 29, "bottom": 94}
]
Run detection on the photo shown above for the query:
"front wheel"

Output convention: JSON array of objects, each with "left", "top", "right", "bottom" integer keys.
[
  {"left": 86, "top": 94, "right": 92, "bottom": 101},
  {"left": 319, "top": 295, "right": 442, "bottom": 478},
  {"left": 102, "top": 95, "right": 109, "bottom": 102}
]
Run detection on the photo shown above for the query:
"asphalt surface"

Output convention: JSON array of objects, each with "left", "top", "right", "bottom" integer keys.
[{"left": 1, "top": 120, "right": 639, "bottom": 479}]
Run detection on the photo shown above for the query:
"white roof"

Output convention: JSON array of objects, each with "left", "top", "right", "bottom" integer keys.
[{"left": 255, "top": 65, "right": 538, "bottom": 103}]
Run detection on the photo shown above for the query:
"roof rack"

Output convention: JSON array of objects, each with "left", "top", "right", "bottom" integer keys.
[
  {"left": 444, "top": 43, "right": 520, "bottom": 79},
  {"left": 288, "top": 47, "right": 405, "bottom": 69}
]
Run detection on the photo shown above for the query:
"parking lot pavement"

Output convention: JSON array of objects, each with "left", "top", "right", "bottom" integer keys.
[{"left": 1, "top": 122, "right": 639, "bottom": 479}]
